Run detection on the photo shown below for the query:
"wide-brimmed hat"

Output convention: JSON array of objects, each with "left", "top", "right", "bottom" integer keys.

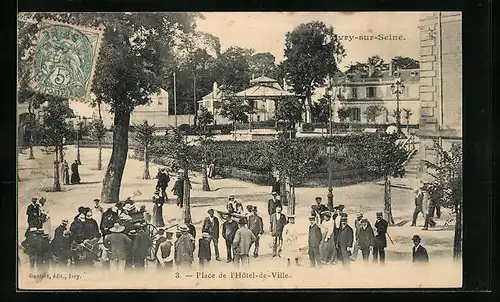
[
  {"left": 110, "top": 223, "right": 125, "bottom": 233},
  {"left": 128, "top": 230, "right": 137, "bottom": 236},
  {"left": 201, "top": 232, "right": 211, "bottom": 238},
  {"left": 28, "top": 227, "right": 37, "bottom": 232},
  {"left": 178, "top": 224, "right": 189, "bottom": 232},
  {"left": 412, "top": 235, "right": 421, "bottom": 241},
  {"left": 315, "top": 196, "right": 322, "bottom": 200},
  {"left": 271, "top": 192, "right": 278, "bottom": 196}
]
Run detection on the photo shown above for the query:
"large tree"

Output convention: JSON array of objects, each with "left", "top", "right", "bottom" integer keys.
[
  {"left": 38, "top": 97, "right": 74, "bottom": 191},
  {"left": 363, "top": 132, "right": 408, "bottom": 225},
  {"left": 282, "top": 21, "right": 345, "bottom": 123},
  {"left": 310, "top": 97, "right": 330, "bottom": 134},
  {"left": 248, "top": 52, "right": 277, "bottom": 78},
  {"left": 274, "top": 96, "right": 304, "bottom": 138},
  {"left": 214, "top": 46, "right": 254, "bottom": 93}
]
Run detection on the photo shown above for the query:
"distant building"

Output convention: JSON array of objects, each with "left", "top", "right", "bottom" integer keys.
[
  {"left": 332, "top": 66, "right": 421, "bottom": 126},
  {"left": 416, "top": 12, "right": 462, "bottom": 176}
]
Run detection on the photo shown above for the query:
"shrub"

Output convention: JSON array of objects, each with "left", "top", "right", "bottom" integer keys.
[
  {"left": 178, "top": 124, "right": 191, "bottom": 134},
  {"left": 301, "top": 123, "right": 315, "bottom": 132}
]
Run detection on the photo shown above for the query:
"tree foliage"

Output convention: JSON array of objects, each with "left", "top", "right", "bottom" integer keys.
[
  {"left": 248, "top": 52, "right": 277, "bottom": 78},
  {"left": 392, "top": 56, "right": 420, "bottom": 70},
  {"left": 364, "top": 105, "right": 385, "bottom": 123},
  {"left": 362, "top": 133, "right": 407, "bottom": 178},
  {"left": 274, "top": 96, "right": 304, "bottom": 129},
  {"left": 310, "top": 97, "right": 330, "bottom": 126},
  {"left": 282, "top": 21, "right": 345, "bottom": 118},
  {"left": 219, "top": 96, "right": 250, "bottom": 124},
  {"left": 337, "top": 107, "right": 351, "bottom": 122},
  {"left": 197, "top": 106, "right": 214, "bottom": 135}
]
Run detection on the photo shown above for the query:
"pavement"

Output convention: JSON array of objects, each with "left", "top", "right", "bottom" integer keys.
[{"left": 17, "top": 145, "right": 460, "bottom": 289}]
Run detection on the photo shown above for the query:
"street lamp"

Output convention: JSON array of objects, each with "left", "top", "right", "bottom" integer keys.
[
  {"left": 325, "top": 140, "right": 335, "bottom": 209},
  {"left": 390, "top": 78, "right": 405, "bottom": 130},
  {"left": 76, "top": 116, "right": 82, "bottom": 165}
]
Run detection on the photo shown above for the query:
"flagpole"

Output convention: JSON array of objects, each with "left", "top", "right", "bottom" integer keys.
[{"left": 174, "top": 72, "right": 177, "bottom": 129}]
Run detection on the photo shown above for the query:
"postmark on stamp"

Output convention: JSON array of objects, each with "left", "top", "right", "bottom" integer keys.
[{"left": 30, "top": 20, "right": 104, "bottom": 101}]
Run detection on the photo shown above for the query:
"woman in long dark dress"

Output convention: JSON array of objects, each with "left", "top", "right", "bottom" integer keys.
[
  {"left": 70, "top": 160, "right": 81, "bottom": 184},
  {"left": 152, "top": 190, "right": 165, "bottom": 227}
]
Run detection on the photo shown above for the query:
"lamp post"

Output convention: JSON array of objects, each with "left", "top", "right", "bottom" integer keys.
[
  {"left": 390, "top": 78, "right": 405, "bottom": 130},
  {"left": 76, "top": 116, "right": 82, "bottom": 165},
  {"left": 325, "top": 140, "right": 334, "bottom": 210}
]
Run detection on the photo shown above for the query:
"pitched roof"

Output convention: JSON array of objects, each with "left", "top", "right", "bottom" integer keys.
[
  {"left": 346, "top": 68, "right": 420, "bottom": 84},
  {"left": 235, "top": 84, "right": 295, "bottom": 99},
  {"left": 250, "top": 76, "right": 278, "bottom": 84}
]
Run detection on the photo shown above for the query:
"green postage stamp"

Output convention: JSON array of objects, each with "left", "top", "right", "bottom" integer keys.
[{"left": 30, "top": 20, "right": 104, "bottom": 101}]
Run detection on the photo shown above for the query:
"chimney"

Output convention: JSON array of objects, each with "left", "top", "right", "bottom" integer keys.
[
  {"left": 368, "top": 64, "right": 374, "bottom": 77},
  {"left": 213, "top": 82, "right": 218, "bottom": 96}
]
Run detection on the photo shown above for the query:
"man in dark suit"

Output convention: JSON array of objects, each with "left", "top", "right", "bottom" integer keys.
[
  {"left": 373, "top": 212, "right": 388, "bottom": 264},
  {"left": 202, "top": 209, "right": 220, "bottom": 261},
  {"left": 248, "top": 206, "right": 264, "bottom": 258},
  {"left": 222, "top": 215, "right": 239, "bottom": 262},
  {"left": 338, "top": 216, "right": 354, "bottom": 268},
  {"left": 270, "top": 206, "right": 287, "bottom": 257},
  {"left": 267, "top": 192, "right": 282, "bottom": 231},
  {"left": 27, "top": 197, "right": 41, "bottom": 228},
  {"left": 411, "top": 187, "right": 424, "bottom": 226},
  {"left": 412, "top": 235, "right": 429, "bottom": 264},
  {"left": 308, "top": 216, "right": 322, "bottom": 267}
]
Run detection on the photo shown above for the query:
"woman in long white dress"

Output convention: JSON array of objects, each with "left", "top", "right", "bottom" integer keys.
[
  {"left": 39, "top": 198, "right": 52, "bottom": 238},
  {"left": 282, "top": 215, "right": 301, "bottom": 266}
]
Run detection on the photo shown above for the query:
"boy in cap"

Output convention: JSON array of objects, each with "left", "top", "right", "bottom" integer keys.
[
  {"left": 373, "top": 212, "right": 388, "bottom": 264},
  {"left": 412, "top": 235, "right": 429, "bottom": 264},
  {"left": 308, "top": 216, "right": 322, "bottom": 267},
  {"left": 198, "top": 233, "right": 212, "bottom": 268}
]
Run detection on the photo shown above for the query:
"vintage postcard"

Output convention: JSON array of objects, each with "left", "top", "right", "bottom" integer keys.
[{"left": 17, "top": 12, "right": 463, "bottom": 290}]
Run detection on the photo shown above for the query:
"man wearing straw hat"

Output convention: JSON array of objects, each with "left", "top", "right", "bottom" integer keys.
[
  {"left": 103, "top": 222, "right": 132, "bottom": 273},
  {"left": 157, "top": 229, "right": 175, "bottom": 270},
  {"left": 174, "top": 224, "right": 195, "bottom": 268}
]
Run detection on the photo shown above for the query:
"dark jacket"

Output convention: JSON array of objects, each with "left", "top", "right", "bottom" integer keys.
[
  {"left": 271, "top": 181, "right": 281, "bottom": 195},
  {"left": 357, "top": 224, "right": 375, "bottom": 248},
  {"left": 100, "top": 209, "right": 118, "bottom": 234},
  {"left": 267, "top": 198, "right": 282, "bottom": 216},
  {"left": 83, "top": 219, "right": 100, "bottom": 240},
  {"left": 412, "top": 245, "right": 429, "bottom": 263},
  {"left": 248, "top": 214, "right": 264, "bottom": 236},
  {"left": 156, "top": 171, "right": 170, "bottom": 188},
  {"left": 338, "top": 224, "right": 354, "bottom": 249},
  {"left": 374, "top": 218, "right": 388, "bottom": 248},
  {"left": 202, "top": 216, "right": 220, "bottom": 239},
  {"left": 51, "top": 235, "right": 71, "bottom": 260},
  {"left": 187, "top": 223, "right": 196, "bottom": 239},
  {"left": 132, "top": 230, "right": 152, "bottom": 260},
  {"left": 172, "top": 179, "right": 184, "bottom": 196},
  {"left": 222, "top": 220, "right": 239, "bottom": 242},
  {"left": 198, "top": 238, "right": 211, "bottom": 260},
  {"left": 174, "top": 233, "right": 195, "bottom": 264},
  {"left": 308, "top": 223, "right": 322, "bottom": 247},
  {"left": 270, "top": 213, "right": 287, "bottom": 236},
  {"left": 26, "top": 203, "right": 40, "bottom": 226},
  {"left": 53, "top": 225, "right": 67, "bottom": 240},
  {"left": 103, "top": 233, "right": 132, "bottom": 260},
  {"left": 69, "top": 220, "right": 86, "bottom": 244}
]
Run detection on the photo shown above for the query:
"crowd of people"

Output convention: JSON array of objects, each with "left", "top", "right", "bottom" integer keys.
[{"left": 21, "top": 169, "right": 430, "bottom": 273}]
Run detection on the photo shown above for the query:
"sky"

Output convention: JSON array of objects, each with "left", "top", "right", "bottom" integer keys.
[{"left": 197, "top": 12, "right": 422, "bottom": 71}]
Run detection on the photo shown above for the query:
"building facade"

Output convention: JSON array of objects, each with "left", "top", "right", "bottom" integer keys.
[
  {"left": 332, "top": 68, "right": 421, "bottom": 126},
  {"left": 416, "top": 12, "right": 462, "bottom": 176}
]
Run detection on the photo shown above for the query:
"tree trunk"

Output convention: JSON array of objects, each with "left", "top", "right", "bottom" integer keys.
[
  {"left": 27, "top": 102, "right": 35, "bottom": 160},
  {"left": 101, "top": 107, "right": 131, "bottom": 203},
  {"left": 233, "top": 121, "right": 237, "bottom": 140},
  {"left": 202, "top": 160, "right": 211, "bottom": 191},
  {"left": 53, "top": 147, "right": 61, "bottom": 192},
  {"left": 182, "top": 167, "right": 191, "bottom": 223},
  {"left": 142, "top": 144, "right": 151, "bottom": 179},
  {"left": 305, "top": 90, "right": 313, "bottom": 123},
  {"left": 287, "top": 184, "right": 296, "bottom": 216},
  {"left": 97, "top": 139, "right": 102, "bottom": 170},
  {"left": 280, "top": 172, "right": 287, "bottom": 207},
  {"left": 384, "top": 175, "right": 395, "bottom": 225},
  {"left": 453, "top": 199, "right": 462, "bottom": 261}
]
